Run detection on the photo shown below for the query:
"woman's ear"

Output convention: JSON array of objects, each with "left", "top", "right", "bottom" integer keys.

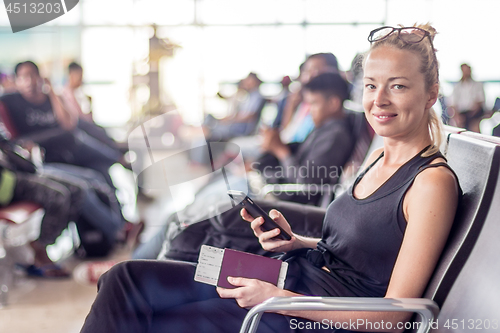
[{"left": 425, "top": 83, "right": 439, "bottom": 109}]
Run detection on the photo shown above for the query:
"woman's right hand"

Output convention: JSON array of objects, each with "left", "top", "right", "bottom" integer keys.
[{"left": 241, "top": 208, "right": 297, "bottom": 253}]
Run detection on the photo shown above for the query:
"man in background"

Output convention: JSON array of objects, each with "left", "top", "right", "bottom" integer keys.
[
  {"left": 204, "top": 72, "right": 265, "bottom": 141},
  {"left": 61, "top": 61, "right": 122, "bottom": 152},
  {"left": 256, "top": 72, "right": 355, "bottom": 204},
  {"left": 449, "top": 63, "right": 485, "bottom": 132}
]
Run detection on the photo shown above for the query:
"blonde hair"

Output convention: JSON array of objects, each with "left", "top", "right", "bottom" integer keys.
[{"left": 366, "top": 23, "right": 444, "bottom": 156}]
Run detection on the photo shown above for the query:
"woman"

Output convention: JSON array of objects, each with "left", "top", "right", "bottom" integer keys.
[{"left": 80, "top": 23, "right": 460, "bottom": 333}]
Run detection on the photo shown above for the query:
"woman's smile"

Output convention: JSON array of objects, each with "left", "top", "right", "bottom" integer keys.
[{"left": 363, "top": 46, "right": 433, "bottom": 140}]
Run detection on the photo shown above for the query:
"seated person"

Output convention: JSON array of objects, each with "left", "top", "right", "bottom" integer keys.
[
  {"left": 0, "top": 61, "right": 121, "bottom": 189},
  {"left": 0, "top": 134, "right": 126, "bottom": 273},
  {"left": 280, "top": 52, "right": 340, "bottom": 144},
  {"left": 270, "top": 75, "right": 291, "bottom": 129},
  {"left": 255, "top": 72, "right": 354, "bottom": 204},
  {"left": 231, "top": 53, "right": 341, "bottom": 164},
  {"left": 0, "top": 156, "right": 76, "bottom": 277},
  {"left": 80, "top": 24, "right": 461, "bottom": 333},
  {"left": 61, "top": 62, "right": 93, "bottom": 122},
  {"left": 61, "top": 62, "right": 123, "bottom": 153},
  {"left": 204, "top": 72, "right": 265, "bottom": 141}
]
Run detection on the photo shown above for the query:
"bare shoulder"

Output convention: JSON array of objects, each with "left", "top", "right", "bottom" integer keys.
[
  {"left": 407, "top": 158, "right": 460, "bottom": 217},
  {"left": 403, "top": 158, "right": 459, "bottom": 231},
  {"left": 414, "top": 158, "right": 459, "bottom": 195}
]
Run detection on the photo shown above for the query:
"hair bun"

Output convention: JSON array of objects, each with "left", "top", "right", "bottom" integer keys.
[{"left": 414, "top": 23, "right": 437, "bottom": 41}]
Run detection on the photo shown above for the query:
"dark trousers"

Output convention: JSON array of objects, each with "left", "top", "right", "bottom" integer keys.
[
  {"left": 80, "top": 260, "right": 291, "bottom": 333},
  {"left": 77, "top": 119, "right": 121, "bottom": 152},
  {"left": 42, "top": 129, "right": 120, "bottom": 190},
  {"left": 42, "top": 165, "right": 124, "bottom": 242},
  {"left": 12, "top": 172, "right": 75, "bottom": 245}
]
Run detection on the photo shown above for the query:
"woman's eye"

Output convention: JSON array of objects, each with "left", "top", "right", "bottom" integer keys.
[
  {"left": 393, "top": 84, "right": 405, "bottom": 90},
  {"left": 365, "top": 84, "right": 375, "bottom": 90}
]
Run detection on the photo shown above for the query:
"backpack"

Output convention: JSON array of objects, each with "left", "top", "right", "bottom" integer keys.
[{"left": 158, "top": 199, "right": 326, "bottom": 262}]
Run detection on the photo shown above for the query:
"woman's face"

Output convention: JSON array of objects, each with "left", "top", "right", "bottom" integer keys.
[{"left": 362, "top": 46, "right": 437, "bottom": 141}]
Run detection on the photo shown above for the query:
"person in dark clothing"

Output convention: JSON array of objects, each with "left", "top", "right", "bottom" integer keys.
[
  {"left": 0, "top": 61, "right": 120, "bottom": 189},
  {"left": 80, "top": 24, "right": 460, "bottom": 333},
  {"left": 271, "top": 75, "right": 292, "bottom": 129},
  {"left": 0, "top": 130, "right": 124, "bottom": 273},
  {"left": 255, "top": 72, "right": 354, "bottom": 204},
  {"left": 61, "top": 61, "right": 123, "bottom": 153}
]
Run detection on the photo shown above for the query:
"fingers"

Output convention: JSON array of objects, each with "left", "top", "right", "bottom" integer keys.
[
  {"left": 261, "top": 236, "right": 295, "bottom": 251},
  {"left": 240, "top": 208, "right": 254, "bottom": 223},
  {"left": 227, "top": 276, "right": 251, "bottom": 287},
  {"left": 269, "top": 209, "right": 281, "bottom": 221},
  {"left": 258, "top": 227, "right": 281, "bottom": 242},
  {"left": 268, "top": 209, "right": 291, "bottom": 233},
  {"left": 240, "top": 208, "right": 265, "bottom": 234},
  {"left": 241, "top": 207, "right": 294, "bottom": 251},
  {"left": 217, "top": 287, "right": 236, "bottom": 299},
  {"left": 216, "top": 277, "right": 251, "bottom": 298}
]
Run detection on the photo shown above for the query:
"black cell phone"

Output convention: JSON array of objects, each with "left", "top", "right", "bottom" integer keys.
[{"left": 227, "top": 190, "right": 292, "bottom": 241}]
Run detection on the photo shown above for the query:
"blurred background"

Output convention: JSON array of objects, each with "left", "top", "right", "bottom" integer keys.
[{"left": 0, "top": 0, "right": 498, "bottom": 129}]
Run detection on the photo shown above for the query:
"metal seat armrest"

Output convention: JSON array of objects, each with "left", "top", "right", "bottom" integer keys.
[{"left": 240, "top": 296, "right": 439, "bottom": 333}]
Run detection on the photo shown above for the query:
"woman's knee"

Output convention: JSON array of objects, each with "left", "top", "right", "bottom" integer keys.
[
  {"left": 97, "top": 260, "right": 139, "bottom": 290},
  {"left": 98, "top": 260, "right": 167, "bottom": 290}
]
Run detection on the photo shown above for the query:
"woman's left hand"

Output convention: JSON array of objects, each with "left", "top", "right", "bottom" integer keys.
[{"left": 216, "top": 277, "right": 284, "bottom": 308}]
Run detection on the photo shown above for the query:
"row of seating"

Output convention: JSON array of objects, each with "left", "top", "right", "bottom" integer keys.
[{"left": 240, "top": 129, "right": 500, "bottom": 333}]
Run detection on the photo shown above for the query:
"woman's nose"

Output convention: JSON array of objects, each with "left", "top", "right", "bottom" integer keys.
[{"left": 374, "top": 88, "right": 390, "bottom": 107}]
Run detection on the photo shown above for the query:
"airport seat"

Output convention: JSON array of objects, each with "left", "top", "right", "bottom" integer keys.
[
  {"left": 430, "top": 133, "right": 500, "bottom": 332},
  {"left": 0, "top": 201, "right": 43, "bottom": 308},
  {"left": 240, "top": 131, "right": 500, "bottom": 333}
]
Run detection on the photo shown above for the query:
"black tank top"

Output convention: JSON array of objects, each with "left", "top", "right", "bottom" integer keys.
[{"left": 288, "top": 146, "right": 459, "bottom": 298}]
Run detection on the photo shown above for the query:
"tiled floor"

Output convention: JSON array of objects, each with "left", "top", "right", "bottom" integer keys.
[
  {"left": 0, "top": 277, "right": 97, "bottom": 333},
  {"left": 0, "top": 245, "right": 133, "bottom": 333},
  {"left": 0, "top": 194, "right": 147, "bottom": 333}
]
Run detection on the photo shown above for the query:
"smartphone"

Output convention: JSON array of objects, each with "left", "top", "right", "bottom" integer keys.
[{"left": 227, "top": 190, "right": 292, "bottom": 241}]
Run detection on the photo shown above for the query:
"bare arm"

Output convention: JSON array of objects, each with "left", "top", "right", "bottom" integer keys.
[
  {"left": 44, "top": 79, "right": 77, "bottom": 131},
  {"left": 232, "top": 112, "right": 259, "bottom": 123},
  {"left": 275, "top": 164, "right": 459, "bottom": 332},
  {"left": 280, "top": 89, "right": 303, "bottom": 130}
]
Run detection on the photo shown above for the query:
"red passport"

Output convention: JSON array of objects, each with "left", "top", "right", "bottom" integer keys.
[
  {"left": 217, "top": 249, "right": 285, "bottom": 289},
  {"left": 194, "top": 245, "right": 288, "bottom": 289}
]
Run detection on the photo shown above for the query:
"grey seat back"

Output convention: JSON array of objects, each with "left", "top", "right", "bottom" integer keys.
[
  {"left": 423, "top": 134, "right": 500, "bottom": 307},
  {"left": 432, "top": 149, "right": 500, "bottom": 332}
]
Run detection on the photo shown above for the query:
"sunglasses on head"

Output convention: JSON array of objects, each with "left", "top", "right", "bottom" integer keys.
[{"left": 368, "top": 26, "right": 431, "bottom": 45}]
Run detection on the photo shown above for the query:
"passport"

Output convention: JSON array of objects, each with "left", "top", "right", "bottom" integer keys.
[{"left": 194, "top": 245, "right": 288, "bottom": 289}]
